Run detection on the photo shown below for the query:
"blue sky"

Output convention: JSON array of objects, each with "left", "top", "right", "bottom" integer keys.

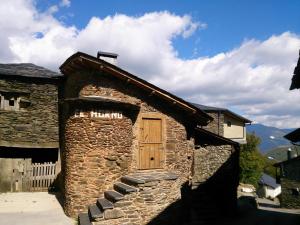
[
  {"left": 37, "top": 0, "right": 300, "bottom": 58},
  {"left": 1, "top": 0, "right": 300, "bottom": 128}
]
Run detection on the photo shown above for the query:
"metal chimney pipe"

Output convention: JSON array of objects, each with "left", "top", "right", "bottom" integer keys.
[{"left": 287, "top": 148, "right": 292, "bottom": 160}]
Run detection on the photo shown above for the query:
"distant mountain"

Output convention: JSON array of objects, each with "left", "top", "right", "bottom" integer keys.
[
  {"left": 246, "top": 124, "right": 295, "bottom": 154},
  {"left": 265, "top": 145, "right": 300, "bottom": 162}
]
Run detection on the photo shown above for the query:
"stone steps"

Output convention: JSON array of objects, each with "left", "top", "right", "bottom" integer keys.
[
  {"left": 114, "top": 182, "right": 138, "bottom": 194},
  {"left": 78, "top": 213, "right": 92, "bottom": 225},
  {"left": 78, "top": 172, "right": 179, "bottom": 225},
  {"left": 79, "top": 180, "right": 137, "bottom": 225},
  {"left": 121, "top": 176, "right": 145, "bottom": 186},
  {"left": 97, "top": 198, "right": 114, "bottom": 210},
  {"left": 88, "top": 204, "right": 103, "bottom": 221},
  {"left": 104, "top": 190, "right": 124, "bottom": 202}
]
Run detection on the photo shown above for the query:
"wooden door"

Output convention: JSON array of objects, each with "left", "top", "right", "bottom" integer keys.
[{"left": 139, "top": 117, "right": 163, "bottom": 169}]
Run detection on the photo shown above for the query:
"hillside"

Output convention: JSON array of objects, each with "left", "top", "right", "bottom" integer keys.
[
  {"left": 246, "top": 124, "right": 294, "bottom": 154},
  {"left": 265, "top": 145, "right": 300, "bottom": 162}
]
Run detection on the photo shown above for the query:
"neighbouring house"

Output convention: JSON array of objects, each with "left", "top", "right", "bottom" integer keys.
[
  {"left": 58, "top": 51, "right": 242, "bottom": 225},
  {"left": 274, "top": 51, "right": 300, "bottom": 208},
  {"left": 257, "top": 173, "right": 281, "bottom": 199},
  {"left": 285, "top": 128, "right": 300, "bottom": 146},
  {"left": 274, "top": 155, "right": 300, "bottom": 208},
  {"left": 192, "top": 103, "right": 251, "bottom": 144},
  {"left": 0, "top": 63, "right": 61, "bottom": 192}
]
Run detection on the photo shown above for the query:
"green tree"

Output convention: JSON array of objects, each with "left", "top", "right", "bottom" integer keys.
[
  {"left": 239, "top": 133, "right": 265, "bottom": 186},
  {"left": 263, "top": 157, "right": 277, "bottom": 178}
]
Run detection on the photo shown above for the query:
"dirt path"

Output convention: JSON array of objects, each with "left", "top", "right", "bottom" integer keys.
[{"left": 0, "top": 192, "right": 75, "bottom": 225}]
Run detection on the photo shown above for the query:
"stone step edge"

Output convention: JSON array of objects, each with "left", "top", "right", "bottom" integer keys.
[
  {"left": 78, "top": 213, "right": 92, "bottom": 225},
  {"left": 104, "top": 190, "right": 124, "bottom": 202},
  {"left": 97, "top": 198, "right": 114, "bottom": 210},
  {"left": 114, "top": 182, "right": 138, "bottom": 194},
  {"left": 88, "top": 204, "right": 103, "bottom": 221},
  {"left": 121, "top": 173, "right": 179, "bottom": 185},
  {"left": 121, "top": 176, "right": 145, "bottom": 186}
]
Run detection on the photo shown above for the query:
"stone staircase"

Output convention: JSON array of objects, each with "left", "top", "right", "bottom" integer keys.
[{"left": 78, "top": 171, "right": 179, "bottom": 225}]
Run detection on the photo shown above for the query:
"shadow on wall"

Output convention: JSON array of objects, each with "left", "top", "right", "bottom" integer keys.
[{"left": 147, "top": 150, "right": 239, "bottom": 225}]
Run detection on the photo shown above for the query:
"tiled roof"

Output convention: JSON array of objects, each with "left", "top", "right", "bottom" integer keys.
[{"left": 0, "top": 63, "right": 62, "bottom": 79}]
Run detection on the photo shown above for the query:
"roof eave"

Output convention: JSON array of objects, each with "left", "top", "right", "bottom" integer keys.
[
  {"left": 195, "top": 127, "right": 239, "bottom": 146},
  {"left": 60, "top": 52, "right": 213, "bottom": 125}
]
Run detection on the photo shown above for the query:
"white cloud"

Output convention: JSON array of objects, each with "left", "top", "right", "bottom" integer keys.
[
  {"left": 1, "top": 0, "right": 300, "bottom": 128},
  {"left": 60, "top": 0, "right": 71, "bottom": 8}
]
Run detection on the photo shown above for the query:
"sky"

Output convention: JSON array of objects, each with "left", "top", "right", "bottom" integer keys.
[{"left": 1, "top": 0, "right": 300, "bottom": 128}]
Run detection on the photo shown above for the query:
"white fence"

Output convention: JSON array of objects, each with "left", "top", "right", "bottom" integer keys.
[{"left": 28, "top": 162, "right": 59, "bottom": 191}]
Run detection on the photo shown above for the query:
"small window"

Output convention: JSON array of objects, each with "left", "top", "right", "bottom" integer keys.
[
  {"left": 291, "top": 188, "right": 299, "bottom": 196},
  {"left": 227, "top": 121, "right": 232, "bottom": 127},
  {"left": 9, "top": 99, "right": 15, "bottom": 106}
]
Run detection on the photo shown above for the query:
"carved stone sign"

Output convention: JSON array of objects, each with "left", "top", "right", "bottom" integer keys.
[{"left": 74, "top": 110, "right": 123, "bottom": 119}]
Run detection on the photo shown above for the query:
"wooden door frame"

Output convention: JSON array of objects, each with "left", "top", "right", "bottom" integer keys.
[{"left": 138, "top": 112, "right": 165, "bottom": 170}]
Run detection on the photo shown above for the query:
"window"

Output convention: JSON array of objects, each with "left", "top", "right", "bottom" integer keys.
[
  {"left": 9, "top": 99, "right": 15, "bottom": 106},
  {"left": 227, "top": 121, "right": 232, "bottom": 127},
  {"left": 291, "top": 188, "right": 300, "bottom": 196},
  {"left": 0, "top": 92, "right": 30, "bottom": 111}
]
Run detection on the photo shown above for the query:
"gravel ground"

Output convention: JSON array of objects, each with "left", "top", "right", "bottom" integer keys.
[{"left": 0, "top": 192, "right": 75, "bottom": 225}]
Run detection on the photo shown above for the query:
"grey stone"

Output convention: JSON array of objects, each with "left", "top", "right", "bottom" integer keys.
[
  {"left": 78, "top": 213, "right": 92, "bottom": 225},
  {"left": 97, "top": 198, "right": 114, "bottom": 210},
  {"left": 104, "top": 209, "right": 124, "bottom": 219},
  {"left": 114, "top": 182, "right": 137, "bottom": 194},
  {"left": 104, "top": 190, "right": 124, "bottom": 202},
  {"left": 88, "top": 204, "right": 103, "bottom": 221}
]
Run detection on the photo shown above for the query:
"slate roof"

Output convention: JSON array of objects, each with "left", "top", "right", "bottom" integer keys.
[
  {"left": 0, "top": 63, "right": 62, "bottom": 79},
  {"left": 259, "top": 173, "right": 280, "bottom": 189},
  {"left": 274, "top": 155, "right": 300, "bottom": 167},
  {"left": 284, "top": 128, "right": 300, "bottom": 143},
  {"left": 290, "top": 50, "right": 300, "bottom": 90},
  {"left": 60, "top": 52, "right": 213, "bottom": 125},
  {"left": 195, "top": 127, "right": 239, "bottom": 146},
  {"left": 192, "top": 103, "right": 252, "bottom": 123}
]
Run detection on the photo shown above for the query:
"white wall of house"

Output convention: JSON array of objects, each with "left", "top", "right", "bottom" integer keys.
[
  {"left": 259, "top": 185, "right": 281, "bottom": 199},
  {"left": 223, "top": 114, "right": 246, "bottom": 143}
]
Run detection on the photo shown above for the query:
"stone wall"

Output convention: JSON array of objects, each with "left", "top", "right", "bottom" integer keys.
[
  {"left": 192, "top": 145, "right": 233, "bottom": 185},
  {"left": 0, "top": 77, "right": 59, "bottom": 147},
  {"left": 191, "top": 144, "right": 239, "bottom": 216},
  {"left": 280, "top": 178, "right": 300, "bottom": 208},
  {"left": 62, "top": 106, "right": 134, "bottom": 215},
  {"left": 280, "top": 159, "right": 300, "bottom": 208},
  {"left": 94, "top": 173, "right": 183, "bottom": 225},
  {"left": 201, "top": 112, "right": 224, "bottom": 136},
  {"left": 61, "top": 71, "right": 194, "bottom": 217}
]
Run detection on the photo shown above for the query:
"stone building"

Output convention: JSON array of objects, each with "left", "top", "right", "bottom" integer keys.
[
  {"left": 193, "top": 103, "right": 251, "bottom": 144},
  {"left": 0, "top": 63, "right": 61, "bottom": 192},
  {"left": 59, "top": 52, "right": 242, "bottom": 225},
  {"left": 274, "top": 156, "right": 300, "bottom": 208},
  {"left": 274, "top": 50, "right": 300, "bottom": 208}
]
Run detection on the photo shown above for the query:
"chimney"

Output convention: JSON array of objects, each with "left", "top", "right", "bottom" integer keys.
[
  {"left": 97, "top": 51, "right": 118, "bottom": 65},
  {"left": 287, "top": 148, "right": 292, "bottom": 160}
]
